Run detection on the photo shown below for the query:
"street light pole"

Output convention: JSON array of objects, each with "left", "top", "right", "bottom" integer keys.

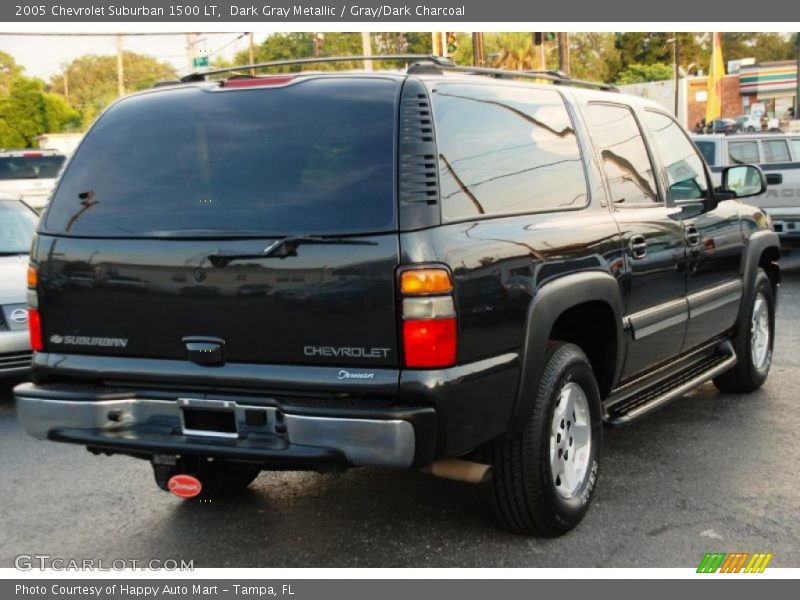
[
  {"left": 674, "top": 35, "right": 680, "bottom": 117},
  {"left": 795, "top": 32, "right": 799, "bottom": 119}
]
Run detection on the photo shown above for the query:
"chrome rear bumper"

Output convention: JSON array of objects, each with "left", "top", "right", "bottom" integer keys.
[{"left": 15, "top": 386, "right": 417, "bottom": 468}]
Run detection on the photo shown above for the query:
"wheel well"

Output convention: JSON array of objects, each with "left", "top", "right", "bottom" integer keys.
[
  {"left": 759, "top": 246, "right": 780, "bottom": 296},
  {"left": 549, "top": 301, "right": 617, "bottom": 399}
]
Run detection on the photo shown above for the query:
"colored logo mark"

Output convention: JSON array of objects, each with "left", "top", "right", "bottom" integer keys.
[{"left": 697, "top": 552, "right": 773, "bottom": 573}]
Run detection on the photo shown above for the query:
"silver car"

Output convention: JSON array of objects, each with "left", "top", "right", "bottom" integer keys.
[
  {"left": 0, "top": 149, "right": 66, "bottom": 212},
  {"left": 0, "top": 193, "right": 37, "bottom": 376}
]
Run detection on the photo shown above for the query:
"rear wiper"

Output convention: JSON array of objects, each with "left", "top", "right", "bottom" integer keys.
[{"left": 207, "top": 236, "right": 378, "bottom": 267}]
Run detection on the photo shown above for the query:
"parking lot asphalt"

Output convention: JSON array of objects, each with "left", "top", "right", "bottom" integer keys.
[{"left": 2, "top": 271, "right": 800, "bottom": 569}]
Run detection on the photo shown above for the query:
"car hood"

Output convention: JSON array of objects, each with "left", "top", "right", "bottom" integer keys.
[{"left": 0, "top": 254, "right": 28, "bottom": 305}]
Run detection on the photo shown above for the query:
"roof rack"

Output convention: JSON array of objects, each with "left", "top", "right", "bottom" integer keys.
[
  {"left": 180, "top": 54, "right": 452, "bottom": 82},
  {"left": 406, "top": 62, "right": 618, "bottom": 92}
]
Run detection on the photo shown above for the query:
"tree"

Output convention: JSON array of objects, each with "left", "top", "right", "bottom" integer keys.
[
  {"left": 0, "top": 75, "right": 80, "bottom": 147},
  {"left": 570, "top": 33, "right": 622, "bottom": 82},
  {"left": 614, "top": 33, "right": 708, "bottom": 75},
  {"left": 721, "top": 33, "right": 796, "bottom": 64},
  {"left": 0, "top": 50, "right": 23, "bottom": 95},
  {"left": 615, "top": 63, "right": 675, "bottom": 85},
  {"left": 51, "top": 52, "right": 176, "bottom": 127}
]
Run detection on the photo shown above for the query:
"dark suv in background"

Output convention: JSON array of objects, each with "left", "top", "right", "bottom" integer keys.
[{"left": 15, "top": 56, "right": 779, "bottom": 537}]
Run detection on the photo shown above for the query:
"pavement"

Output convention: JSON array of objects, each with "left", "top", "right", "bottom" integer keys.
[{"left": 2, "top": 272, "right": 800, "bottom": 568}]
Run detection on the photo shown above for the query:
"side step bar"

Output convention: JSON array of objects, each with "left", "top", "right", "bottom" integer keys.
[{"left": 605, "top": 340, "right": 737, "bottom": 426}]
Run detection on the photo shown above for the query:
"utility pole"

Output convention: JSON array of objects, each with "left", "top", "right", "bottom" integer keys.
[
  {"left": 472, "top": 32, "right": 485, "bottom": 67},
  {"left": 557, "top": 32, "right": 570, "bottom": 74},
  {"left": 674, "top": 35, "right": 681, "bottom": 117},
  {"left": 116, "top": 33, "right": 124, "bottom": 98},
  {"left": 795, "top": 32, "right": 799, "bottom": 119},
  {"left": 361, "top": 32, "right": 373, "bottom": 71},
  {"left": 248, "top": 32, "right": 255, "bottom": 76},
  {"left": 62, "top": 67, "right": 69, "bottom": 104},
  {"left": 432, "top": 32, "right": 443, "bottom": 56},
  {"left": 186, "top": 32, "right": 197, "bottom": 72}
]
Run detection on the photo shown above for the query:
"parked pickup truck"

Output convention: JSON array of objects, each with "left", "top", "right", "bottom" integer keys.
[
  {"left": 693, "top": 133, "right": 800, "bottom": 243},
  {"left": 16, "top": 55, "right": 780, "bottom": 537}
]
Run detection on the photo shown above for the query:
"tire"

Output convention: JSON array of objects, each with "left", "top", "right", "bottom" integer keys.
[
  {"left": 483, "top": 342, "right": 603, "bottom": 536},
  {"left": 152, "top": 457, "right": 260, "bottom": 499},
  {"left": 713, "top": 268, "right": 775, "bottom": 393}
]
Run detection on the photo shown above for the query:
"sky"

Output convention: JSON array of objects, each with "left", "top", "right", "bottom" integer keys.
[{"left": 0, "top": 32, "right": 277, "bottom": 81}]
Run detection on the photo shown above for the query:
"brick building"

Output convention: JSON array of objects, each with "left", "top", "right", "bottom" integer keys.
[{"left": 686, "top": 74, "right": 743, "bottom": 129}]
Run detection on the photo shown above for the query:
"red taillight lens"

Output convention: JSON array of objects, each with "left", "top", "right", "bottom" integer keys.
[
  {"left": 403, "top": 317, "right": 456, "bottom": 368},
  {"left": 28, "top": 308, "right": 42, "bottom": 351}
]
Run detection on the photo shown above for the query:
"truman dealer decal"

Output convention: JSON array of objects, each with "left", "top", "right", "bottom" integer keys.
[
  {"left": 304, "top": 346, "right": 390, "bottom": 359},
  {"left": 50, "top": 334, "right": 129, "bottom": 348}
]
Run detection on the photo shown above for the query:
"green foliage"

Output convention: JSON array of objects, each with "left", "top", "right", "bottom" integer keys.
[
  {"left": 51, "top": 52, "right": 177, "bottom": 127},
  {"left": 615, "top": 63, "right": 675, "bottom": 84},
  {"left": 0, "top": 75, "right": 80, "bottom": 148},
  {"left": 721, "top": 33, "right": 797, "bottom": 64},
  {"left": 0, "top": 51, "right": 23, "bottom": 95}
]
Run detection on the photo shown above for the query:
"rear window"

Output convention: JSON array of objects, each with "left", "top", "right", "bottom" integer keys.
[
  {"left": 45, "top": 78, "right": 399, "bottom": 237},
  {"left": 694, "top": 141, "right": 716, "bottom": 166},
  {"left": 762, "top": 139, "right": 791, "bottom": 163},
  {"left": 0, "top": 155, "right": 65, "bottom": 180},
  {"left": 728, "top": 141, "right": 759, "bottom": 165}
]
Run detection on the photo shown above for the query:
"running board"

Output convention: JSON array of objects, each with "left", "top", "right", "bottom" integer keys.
[{"left": 605, "top": 340, "right": 737, "bottom": 426}]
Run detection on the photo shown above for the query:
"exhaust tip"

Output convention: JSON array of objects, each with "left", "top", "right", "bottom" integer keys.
[{"left": 423, "top": 458, "right": 492, "bottom": 484}]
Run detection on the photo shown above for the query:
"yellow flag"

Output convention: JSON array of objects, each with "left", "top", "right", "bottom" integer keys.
[{"left": 706, "top": 32, "right": 725, "bottom": 122}]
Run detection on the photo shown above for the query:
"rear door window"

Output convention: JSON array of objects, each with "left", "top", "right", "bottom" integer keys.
[
  {"left": 762, "top": 139, "right": 791, "bottom": 163},
  {"left": 694, "top": 141, "right": 717, "bottom": 166},
  {"left": 728, "top": 141, "right": 760, "bottom": 165},
  {"left": 584, "top": 103, "right": 658, "bottom": 205},
  {"left": 44, "top": 78, "right": 399, "bottom": 237},
  {"left": 791, "top": 139, "right": 800, "bottom": 160},
  {"left": 432, "top": 83, "right": 587, "bottom": 220}
]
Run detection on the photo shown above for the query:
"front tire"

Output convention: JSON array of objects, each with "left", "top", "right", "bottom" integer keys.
[
  {"left": 483, "top": 342, "right": 603, "bottom": 536},
  {"left": 714, "top": 268, "right": 775, "bottom": 393}
]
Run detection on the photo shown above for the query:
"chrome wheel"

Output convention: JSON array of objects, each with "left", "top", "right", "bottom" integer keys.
[
  {"left": 750, "top": 292, "right": 771, "bottom": 371},
  {"left": 549, "top": 382, "right": 591, "bottom": 499}
]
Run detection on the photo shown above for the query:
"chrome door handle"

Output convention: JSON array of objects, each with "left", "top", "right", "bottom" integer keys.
[
  {"left": 629, "top": 235, "right": 647, "bottom": 259},
  {"left": 685, "top": 226, "right": 700, "bottom": 247}
]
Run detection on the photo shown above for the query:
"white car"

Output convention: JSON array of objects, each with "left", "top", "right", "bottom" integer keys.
[
  {"left": 0, "top": 193, "right": 37, "bottom": 377},
  {"left": 734, "top": 114, "right": 761, "bottom": 132},
  {"left": 693, "top": 133, "right": 800, "bottom": 243},
  {"left": 0, "top": 149, "right": 66, "bottom": 212}
]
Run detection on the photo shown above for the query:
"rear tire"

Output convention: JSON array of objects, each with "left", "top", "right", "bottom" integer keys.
[
  {"left": 713, "top": 268, "right": 775, "bottom": 393},
  {"left": 483, "top": 342, "right": 603, "bottom": 536},
  {"left": 153, "top": 457, "right": 260, "bottom": 499}
]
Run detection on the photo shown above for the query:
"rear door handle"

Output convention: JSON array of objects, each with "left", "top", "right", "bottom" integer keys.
[
  {"left": 629, "top": 235, "right": 647, "bottom": 259},
  {"left": 685, "top": 226, "right": 700, "bottom": 247}
]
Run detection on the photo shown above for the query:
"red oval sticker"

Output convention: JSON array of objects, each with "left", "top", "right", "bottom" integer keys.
[{"left": 167, "top": 474, "right": 202, "bottom": 499}]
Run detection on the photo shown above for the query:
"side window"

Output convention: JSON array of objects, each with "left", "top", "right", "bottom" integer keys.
[
  {"left": 642, "top": 110, "right": 709, "bottom": 202},
  {"left": 432, "top": 84, "right": 588, "bottom": 220},
  {"left": 583, "top": 103, "right": 658, "bottom": 205},
  {"left": 694, "top": 141, "right": 717, "bottom": 166},
  {"left": 762, "top": 139, "right": 791, "bottom": 163},
  {"left": 791, "top": 139, "right": 800, "bottom": 160},
  {"left": 728, "top": 141, "right": 760, "bottom": 165}
]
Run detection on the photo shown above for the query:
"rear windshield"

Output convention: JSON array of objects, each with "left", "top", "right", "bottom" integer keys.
[
  {"left": 694, "top": 141, "right": 716, "bottom": 166},
  {"left": 44, "top": 78, "right": 399, "bottom": 237},
  {"left": 0, "top": 155, "right": 65, "bottom": 180}
]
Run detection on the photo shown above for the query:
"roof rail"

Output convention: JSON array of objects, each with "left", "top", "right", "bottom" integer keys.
[
  {"left": 180, "top": 54, "right": 453, "bottom": 82},
  {"left": 407, "top": 62, "right": 618, "bottom": 92}
]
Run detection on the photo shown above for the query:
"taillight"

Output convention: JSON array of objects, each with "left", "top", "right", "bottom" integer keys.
[
  {"left": 28, "top": 308, "right": 42, "bottom": 351},
  {"left": 27, "top": 264, "right": 42, "bottom": 351},
  {"left": 400, "top": 267, "right": 457, "bottom": 368}
]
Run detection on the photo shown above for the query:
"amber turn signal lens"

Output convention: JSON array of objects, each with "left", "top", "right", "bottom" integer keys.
[
  {"left": 400, "top": 268, "right": 452, "bottom": 295},
  {"left": 27, "top": 265, "right": 37, "bottom": 288}
]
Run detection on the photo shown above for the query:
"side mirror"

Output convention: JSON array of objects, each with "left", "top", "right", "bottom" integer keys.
[{"left": 719, "top": 164, "right": 767, "bottom": 199}]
